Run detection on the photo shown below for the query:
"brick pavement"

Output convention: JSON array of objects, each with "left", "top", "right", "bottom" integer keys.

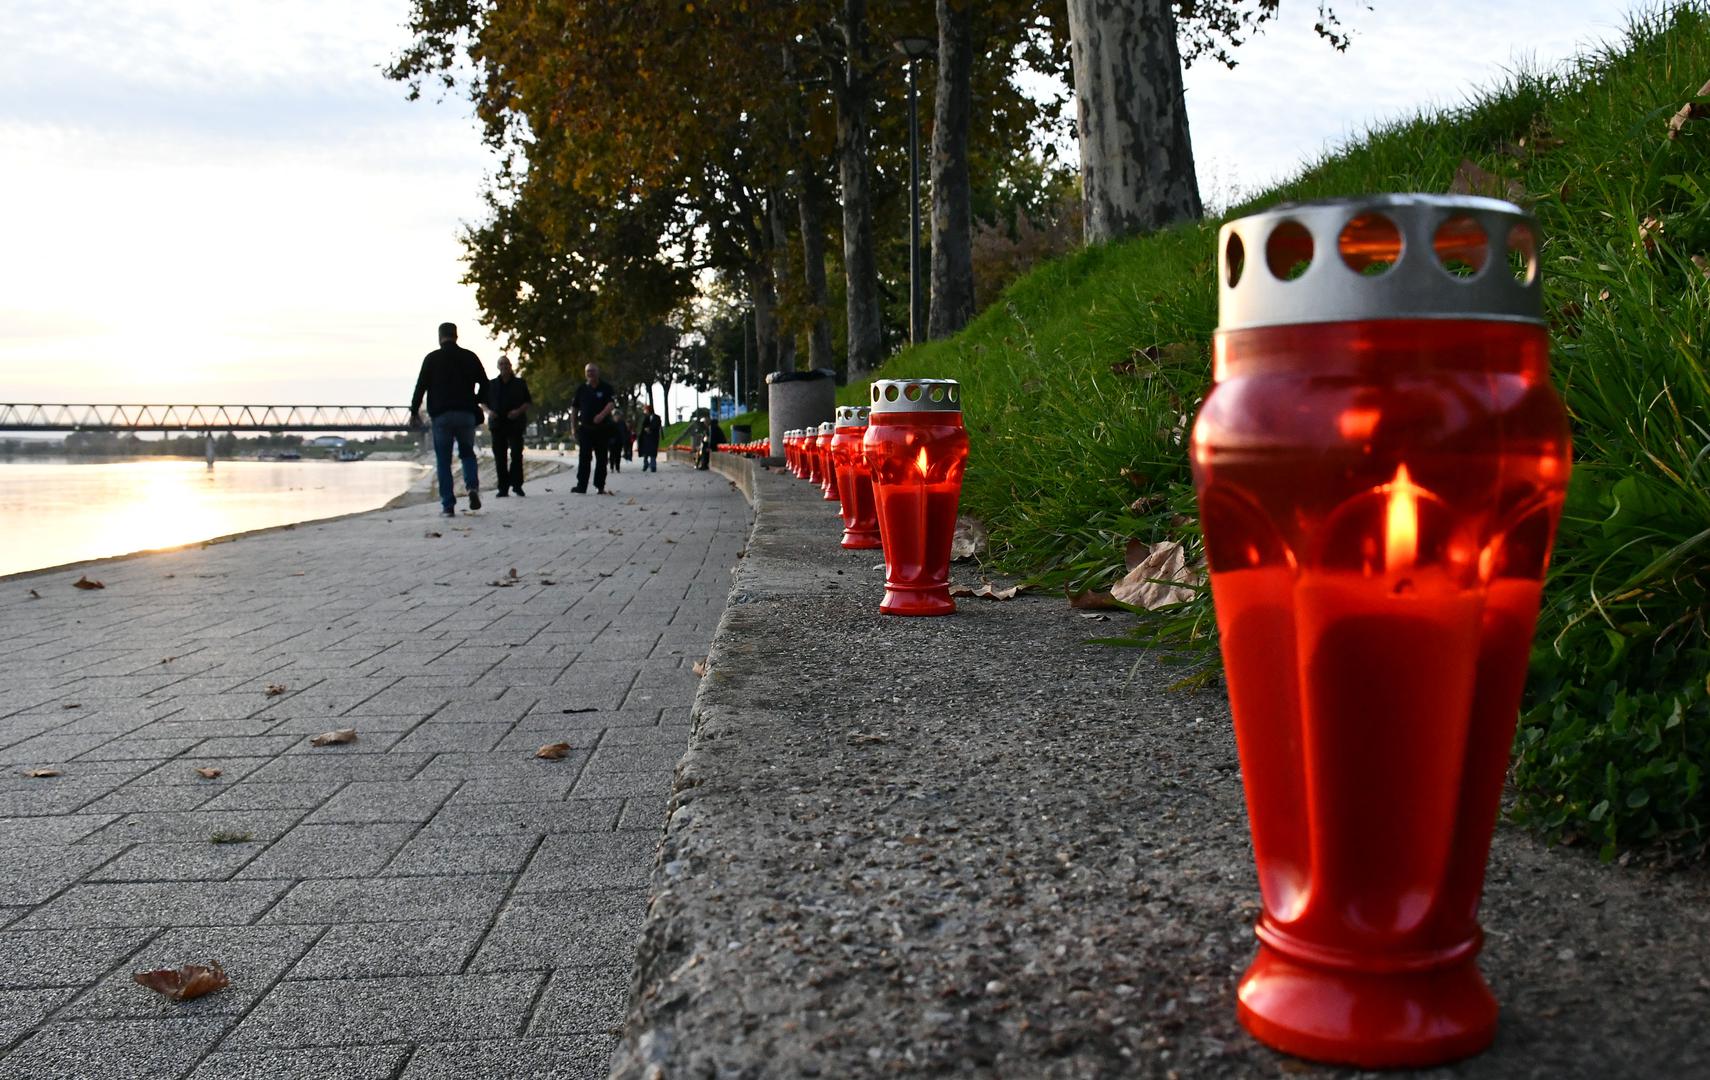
[{"left": 0, "top": 462, "right": 748, "bottom": 1079}]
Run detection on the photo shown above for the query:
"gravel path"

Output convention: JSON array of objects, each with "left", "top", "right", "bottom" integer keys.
[
  {"left": 611, "top": 459, "right": 1710, "bottom": 1079},
  {"left": 0, "top": 461, "right": 746, "bottom": 1079}
]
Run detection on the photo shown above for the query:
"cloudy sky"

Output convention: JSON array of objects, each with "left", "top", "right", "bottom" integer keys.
[{"left": 0, "top": 1, "right": 1640, "bottom": 409}]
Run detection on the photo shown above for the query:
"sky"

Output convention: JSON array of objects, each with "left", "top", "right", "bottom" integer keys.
[{"left": 0, "top": 0, "right": 1642, "bottom": 414}]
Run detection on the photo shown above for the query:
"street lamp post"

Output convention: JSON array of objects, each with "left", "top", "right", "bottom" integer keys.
[{"left": 894, "top": 35, "right": 935, "bottom": 347}]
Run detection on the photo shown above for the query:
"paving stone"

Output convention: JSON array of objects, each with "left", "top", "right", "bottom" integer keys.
[
  {"left": 92, "top": 809, "right": 302, "bottom": 845},
  {"left": 400, "top": 1036, "right": 613, "bottom": 1079},
  {"left": 388, "top": 724, "right": 509, "bottom": 755},
  {"left": 245, "top": 754, "right": 433, "bottom": 783},
  {"left": 186, "top": 1045, "right": 411, "bottom": 1080},
  {"left": 52, "top": 923, "right": 319, "bottom": 1019},
  {"left": 12, "top": 880, "right": 290, "bottom": 929},
  {"left": 514, "top": 834, "right": 657, "bottom": 894},
  {"left": 382, "top": 833, "right": 540, "bottom": 878},
  {"left": 71, "top": 735, "right": 205, "bottom": 762},
  {"left": 237, "top": 823, "right": 416, "bottom": 880},
  {"left": 288, "top": 920, "right": 488, "bottom": 979},
  {"left": 421, "top": 800, "right": 619, "bottom": 837},
  {"left": 79, "top": 784, "right": 222, "bottom": 815},
  {"left": 596, "top": 724, "right": 692, "bottom": 747},
  {"left": 0, "top": 843, "right": 125, "bottom": 906},
  {"left": 414, "top": 752, "right": 591, "bottom": 781},
  {"left": 0, "top": 778, "right": 121, "bottom": 818},
  {"left": 527, "top": 965, "right": 631, "bottom": 1036},
  {"left": 222, "top": 971, "right": 545, "bottom": 1050},
  {"left": 90, "top": 841, "right": 260, "bottom": 882},
  {"left": 265, "top": 713, "right": 424, "bottom": 734},
  {"left": 199, "top": 780, "right": 344, "bottom": 812},
  {"left": 616, "top": 796, "right": 669, "bottom": 832},
  {"left": 584, "top": 744, "right": 689, "bottom": 773},
  {"left": 0, "top": 926, "right": 157, "bottom": 989},
  {"left": 302, "top": 781, "right": 459, "bottom": 825},
  {"left": 0, "top": 988, "right": 78, "bottom": 1046},
  {"left": 570, "top": 770, "right": 674, "bottom": 801},
  {"left": 260, "top": 874, "right": 511, "bottom": 926},
  {"left": 0, "top": 1017, "right": 230, "bottom": 1078},
  {"left": 466, "top": 890, "right": 646, "bottom": 972},
  {"left": 190, "top": 735, "right": 303, "bottom": 758},
  {"left": 446, "top": 777, "right": 577, "bottom": 805}
]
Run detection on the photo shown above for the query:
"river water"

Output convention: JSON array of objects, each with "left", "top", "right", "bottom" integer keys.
[{"left": 0, "top": 458, "right": 425, "bottom": 578}]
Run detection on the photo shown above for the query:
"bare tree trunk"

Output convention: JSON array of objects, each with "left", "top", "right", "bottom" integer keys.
[
  {"left": 1066, "top": 0, "right": 1202, "bottom": 243},
  {"left": 797, "top": 166, "right": 836, "bottom": 372},
  {"left": 928, "top": 0, "right": 975, "bottom": 339},
  {"left": 768, "top": 191, "right": 799, "bottom": 371},
  {"left": 833, "top": 0, "right": 884, "bottom": 376}
]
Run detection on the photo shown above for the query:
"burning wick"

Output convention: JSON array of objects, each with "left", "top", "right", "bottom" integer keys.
[
  {"left": 1384, "top": 463, "right": 1419, "bottom": 572},
  {"left": 916, "top": 447, "right": 930, "bottom": 477}
]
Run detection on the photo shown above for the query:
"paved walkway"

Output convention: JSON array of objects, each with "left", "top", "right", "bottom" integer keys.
[{"left": 0, "top": 462, "right": 747, "bottom": 1079}]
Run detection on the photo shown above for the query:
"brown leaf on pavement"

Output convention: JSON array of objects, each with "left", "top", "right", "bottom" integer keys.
[
  {"left": 133, "top": 962, "right": 230, "bottom": 1003},
  {"left": 195, "top": 767, "right": 223, "bottom": 779},
  {"left": 535, "top": 742, "right": 572, "bottom": 760},
  {"left": 952, "top": 583, "right": 1026, "bottom": 601},
  {"left": 27, "top": 589, "right": 41, "bottom": 599},
  {"left": 950, "top": 515, "right": 988, "bottom": 561},
  {"left": 1448, "top": 158, "right": 1523, "bottom": 201},
  {"left": 425, "top": 531, "right": 442, "bottom": 538},
  {"left": 692, "top": 659, "right": 708, "bottom": 678},
  {"left": 1111, "top": 539, "right": 1201, "bottom": 610},
  {"left": 264, "top": 684, "right": 287, "bottom": 697},
  {"left": 22, "top": 768, "right": 61, "bottom": 778},
  {"left": 1066, "top": 587, "right": 1122, "bottom": 611},
  {"left": 1666, "top": 76, "right": 1710, "bottom": 139},
  {"left": 508, "top": 567, "right": 518, "bottom": 579},
  {"left": 540, "top": 579, "right": 557, "bottom": 585},
  {"left": 72, "top": 575, "right": 105, "bottom": 590},
  {"left": 308, "top": 728, "right": 358, "bottom": 747},
  {"left": 61, "top": 703, "right": 81, "bottom": 710}
]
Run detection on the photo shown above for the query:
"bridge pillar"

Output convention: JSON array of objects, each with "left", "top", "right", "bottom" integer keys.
[{"left": 206, "top": 433, "right": 215, "bottom": 468}]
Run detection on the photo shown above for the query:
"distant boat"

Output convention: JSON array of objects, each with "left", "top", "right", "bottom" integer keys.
[
  {"left": 277, "top": 451, "right": 302, "bottom": 461},
  {"left": 333, "top": 448, "right": 366, "bottom": 462}
]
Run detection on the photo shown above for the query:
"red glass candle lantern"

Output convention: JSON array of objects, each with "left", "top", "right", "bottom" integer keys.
[
  {"left": 817, "top": 422, "right": 840, "bottom": 502},
  {"left": 1192, "top": 195, "right": 1570, "bottom": 1068},
  {"left": 784, "top": 430, "right": 797, "bottom": 475},
  {"left": 832, "top": 406, "right": 880, "bottom": 549},
  {"left": 792, "top": 430, "right": 807, "bottom": 478},
  {"left": 804, "top": 428, "right": 824, "bottom": 485},
  {"left": 864, "top": 378, "right": 968, "bottom": 616}
]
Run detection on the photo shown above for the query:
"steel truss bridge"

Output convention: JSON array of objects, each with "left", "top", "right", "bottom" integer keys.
[{"left": 0, "top": 404, "right": 415, "bottom": 433}]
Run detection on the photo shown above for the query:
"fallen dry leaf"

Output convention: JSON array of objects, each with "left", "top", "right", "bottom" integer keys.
[
  {"left": 61, "top": 703, "right": 81, "bottom": 710},
  {"left": 160, "top": 656, "right": 176, "bottom": 664},
  {"left": 27, "top": 588, "right": 41, "bottom": 599},
  {"left": 72, "top": 575, "right": 105, "bottom": 590},
  {"left": 195, "top": 767, "right": 223, "bottom": 780},
  {"left": 133, "top": 962, "right": 229, "bottom": 1003},
  {"left": 487, "top": 579, "right": 515, "bottom": 588},
  {"left": 1111, "top": 539, "right": 1202, "bottom": 609},
  {"left": 22, "top": 768, "right": 61, "bottom": 778},
  {"left": 540, "top": 579, "right": 557, "bottom": 586},
  {"left": 264, "top": 684, "right": 287, "bottom": 697},
  {"left": 1067, "top": 587, "right": 1122, "bottom": 611},
  {"left": 1693, "top": 254, "right": 1710, "bottom": 280},
  {"left": 1120, "top": 468, "right": 1151, "bottom": 491},
  {"left": 951, "top": 583, "right": 1026, "bottom": 601},
  {"left": 560, "top": 707, "right": 599, "bottom": 714},
  {"left": 508, "top": 567, "right": 518, "bottom": 579},
  {"left": 950, "top": 515, "right": 988, "bottom": 561},
  {"left": 308, "top": 728, "right": 358, "bottom": 746},
  {"left": 1666, "top": 76, "right": 1710, "bottom": 139},
  {"left": 535, "top": 742, "right": 572, "bottom": 760},
  {"left": 290, "top": 571, "right": 305, "bottom": 577},
  {"left": 1639, "top": 214, "right": 1666, "bottom": 255},
  {"left": 692, "top": 659, "right": 708, "bottom": 678},
  {"left": 1448, "top": 158, "right": 1523, "bottom": 201},
  {"left": 425, "top": 531, "right": 442, "bottom": 538}
]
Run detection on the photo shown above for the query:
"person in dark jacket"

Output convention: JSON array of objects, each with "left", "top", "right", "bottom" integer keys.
[
  {"left": 696, "top": 418, "right": 727, "bottom": 470},
  {"left": 636, "top": 403, "right": 663, "bottom": 472},
  {"left": 410, "top": 322, "right": 489, "bottom": 516},
  {"left": 570, "top": 362, "right": 616, "bottom": 494},
  {"left": 484, "top": 357, "right": 532, "bottom": 497},
  {"left": 608, "top": 413, "right": 628, "bottom": 474}
]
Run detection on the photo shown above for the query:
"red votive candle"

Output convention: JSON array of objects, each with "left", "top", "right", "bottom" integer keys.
[
  {"left": 864, "top": 378, "right": 968, "bottom": 616},
  {"left": 817, "top": 422, "right": 840, "bottom": 502},
  {"left": 1192, "top": 195, "right": 1571, "bottom": 1068},
  {"left": 804, "top": 427, "right": 825, "bottom": 486},
  {"left": 832, "top": 406, "right": 880, "bottom": 549}
]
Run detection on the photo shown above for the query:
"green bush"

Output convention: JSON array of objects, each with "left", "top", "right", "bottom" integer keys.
[{"left": 813, "top": 3, "right": 1710, "bottom": 857}]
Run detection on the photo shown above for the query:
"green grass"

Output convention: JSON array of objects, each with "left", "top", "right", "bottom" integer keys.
[
  {"left": 755, "top": 3, "right": 1710, "bottom": 858},
  {"left": 661, "top": 410, "right": 769, "bottom": 448}
]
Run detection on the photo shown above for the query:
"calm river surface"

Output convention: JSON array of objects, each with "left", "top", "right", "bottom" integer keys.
[{"left": 0, "top": 459, "right": 424, "bottom": 578}]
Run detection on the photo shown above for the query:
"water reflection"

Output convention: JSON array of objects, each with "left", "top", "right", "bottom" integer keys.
[{"left": 0, "top": 459, "right": 423, "bottom": 578}]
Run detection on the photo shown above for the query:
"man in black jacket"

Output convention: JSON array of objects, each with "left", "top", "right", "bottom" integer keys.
[
  {"left": 570, "top": 362, "right": 616, "bottom": 494},
  {"left": 410, "top": 322, "right": 490, "bottom": 516},
  {"left": 485, "top": 356, "right": 532, "bottom": 497},
  {"left": 636, "top": 403, "right": 663, "bottom": 472}
]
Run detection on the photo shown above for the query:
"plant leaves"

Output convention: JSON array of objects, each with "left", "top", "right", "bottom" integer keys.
[
  {"left": 1665, "top": 76, "right": 1710, "bottom": 139},
  {"left": 133, "top": 961, "right": 229, "bottom": 1003},
  {"left": 535, "top": 742, "right": 572, "bottom": 760},
  {"left": 1111, "top": 539, "right": 1201, "bottom": 610},
  {"left": 308, "top": 728, "right": 357, "bottom": 747},
  {"left": 1448, "top": 158, "right": 1523, "bottom": 201},
  {"left": 195, "top": 767, "right": 223, "bottom": 779},
  {"left": 950, "top": 515, "right": 988, "bottom": 561},
  {"left": 72, "top": 575, "right": 105, "bottom": 590}
]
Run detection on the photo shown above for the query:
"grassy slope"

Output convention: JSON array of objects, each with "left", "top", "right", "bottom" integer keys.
[{"left": 819, "top": 4, "right": 1709, "bottom": 856}]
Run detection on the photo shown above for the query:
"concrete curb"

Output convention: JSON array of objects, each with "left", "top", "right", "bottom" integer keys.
[{"left": 609, "top": 465, "right": 1710, "bottom": 1079}]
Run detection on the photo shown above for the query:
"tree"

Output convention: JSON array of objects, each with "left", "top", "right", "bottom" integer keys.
[
  {"left": 1067, "top": 1, "right": 1351, "bottom": 244},
  {"left": 927, "top": 0, "right": 976, "bottom": 338}
]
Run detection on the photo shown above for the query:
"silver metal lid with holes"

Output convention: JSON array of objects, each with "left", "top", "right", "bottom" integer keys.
[
  {"left": 817, "top": 422, "right": 835, "bottom": 435},
  {"left": 1218, "top": 194, "right": 1542, "bottom": 331},
  {"left": 835, "top": 405, "right": 870, "bottom": 428},
  {"left": 869, "top": 378, "right": 962, "bottom": 414}
]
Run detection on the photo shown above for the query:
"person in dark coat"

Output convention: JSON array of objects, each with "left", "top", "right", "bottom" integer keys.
[
  {"left": 608, "top": 414, "right": 629, "bottom": 474},
  {"left": 484, "top": 356, "right": 532, "bottom": 497},
  {"left": 696, "top": 417, "right": 727, "bottom": 470},
  {"left": 570, "top": 362, "right": 616, "bottom": 494},
  {"left": 636, "top": 403, "right": 663, "bottom": 472},
  {"left": 409, "top": 322, "right": 489, "bottom": 516}
]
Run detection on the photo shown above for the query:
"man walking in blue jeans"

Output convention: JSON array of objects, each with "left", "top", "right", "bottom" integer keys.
[{"left": 410, "top": 322, "right": 490, "bottom": 517}]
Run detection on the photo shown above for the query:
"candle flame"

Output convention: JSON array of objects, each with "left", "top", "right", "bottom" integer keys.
[
  {"left": 1385, "top": 464, "right": 1419, "bottom": 571},
  {"left": 916, "top": 447, "right": 930, "bottom": 476}
]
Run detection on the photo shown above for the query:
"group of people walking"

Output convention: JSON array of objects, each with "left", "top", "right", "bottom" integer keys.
[{"left": 409, "top": 322, "right": 665, "bottom": 515}]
